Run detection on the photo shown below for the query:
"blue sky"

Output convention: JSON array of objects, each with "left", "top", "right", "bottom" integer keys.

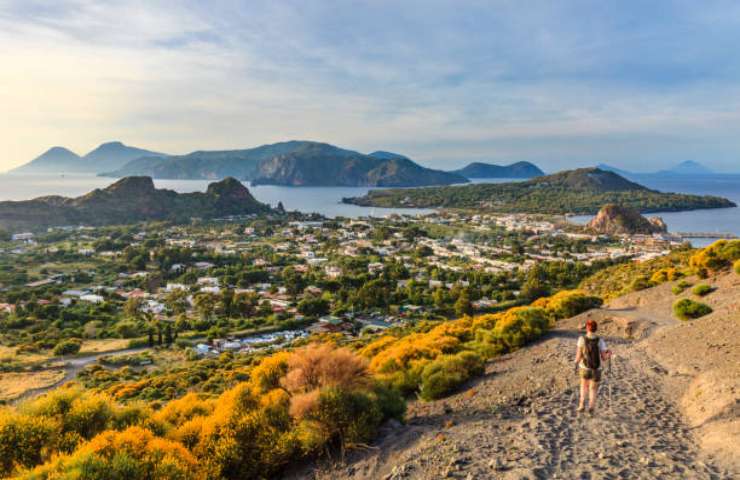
[{"left": 2, "top": 0, "right": 740, "bottom": 172}]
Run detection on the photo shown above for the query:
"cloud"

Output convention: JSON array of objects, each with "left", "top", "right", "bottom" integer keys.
[{"left": 2, "top": 0, "right": 740, "bottom": 172}]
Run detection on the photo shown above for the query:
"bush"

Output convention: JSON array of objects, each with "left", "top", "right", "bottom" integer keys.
[
  {"left": 650, "top": 268, "right": 684, "bottom": 284},
  {"left": 690, "top": 239, "right": 740, "bottom": 273},
  {"left": 23, "top": 426, "right": 198, "bottom": 480},
  {"left": 532, "top": 290, "right": 602, "bottom": 320},
  {"left": 734, "top": 259, "right": 740, "bottom": 275},
  {"left": 673, "top": 299, "right": 713, "bottom": 320},
  {"left": 419, "top": 351, "right": 485, "bottom": 401},
  {"left": 53, "top": 339, "right": 82, "bottom": 356},
  {"left": 692, "top": 284, "right": 714, "bottom": 297},
  {"left": 629, "top": 276, "right": 655, "bottom": 292}
]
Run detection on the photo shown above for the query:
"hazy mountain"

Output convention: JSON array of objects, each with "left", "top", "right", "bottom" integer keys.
[
  {"left": 0, "top": 176, "right": 270, "bottom": 231},
  {"left": 451, "top": 161, "right": 544, "bottom": 179},
  {"left": 344, "top": 167, "right": 736, "bottom": 214},
  {"left": 106, "top": 141, "right": 467, "bottom": 187},
  {"left": 658, "top": 160, "right": 714, "bottom": 176},
  {"left": 82, "top": 141, "right": 165, "bottom": 172},
  {"left": 10, "top": 146, "right": 83, "bottom": 174},
  {"left": 11, "top": 141, "right": 164, "bottom": 174}
]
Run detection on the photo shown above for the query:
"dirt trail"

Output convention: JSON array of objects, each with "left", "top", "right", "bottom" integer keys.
[{"left": 289, "top": 275, "right": 739, "bottom": 480}]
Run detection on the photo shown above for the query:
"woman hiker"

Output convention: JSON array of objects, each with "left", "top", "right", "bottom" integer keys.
[{"left": 575, "top": 319, "right": 612, "bottom": 413}]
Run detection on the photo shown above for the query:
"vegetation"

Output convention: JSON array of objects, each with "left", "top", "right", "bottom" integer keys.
[
  {"left": 2, "top": 344, "right": 403, "bottom": 479},
  {"left": 691, "top": 284, "right": 714, "bottom": 297},
  {"left": 673, "top": 299, "right": 713, "bottom": 321},
  {"left": 581, "top": 248, "right": 694, "bottom": 300},
  {"left": 672, "top": 280, "right": 692, "bottom": 295},
  {"left": 345, "top": 168, "right": 735, "bottom": 214},
  {"left": 689, "top": 239, "right": 740, "bottom": 274}
]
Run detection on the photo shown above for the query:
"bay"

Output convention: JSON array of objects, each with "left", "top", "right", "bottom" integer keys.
[
  {"left": 1, "top": 173, "right": 739, "bottom": 238},
  {"left": 569, "top": 174, "right": 740, "bottom": 247},
  {"left": 0, "top": 173, "right": 433, "bottom": 218}
]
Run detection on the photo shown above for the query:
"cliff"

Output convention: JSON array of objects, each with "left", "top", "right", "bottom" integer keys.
[{"left": 587, "top": 204, "right": 668, "bottom": 235}]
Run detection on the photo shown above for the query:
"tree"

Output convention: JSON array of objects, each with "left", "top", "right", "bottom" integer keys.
[
  {"left": 123, "top": 296, "right": 143, "bottom": 319},
  {"left": 297, "top": 297, "right": 330, "bottom": 317},
  {"left": 164, "top": 324, "right": 174, "bottom": 345},
  {"left": 194, "top": 293, "right": 217, "bottom": 322},
  {"left": 454, "top": 289, "right": 473, "bottom": 317}
]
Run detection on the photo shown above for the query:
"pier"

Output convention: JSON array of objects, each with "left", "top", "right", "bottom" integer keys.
[{"left": 676, "top": 232, "right": 738, "bottom": 239}]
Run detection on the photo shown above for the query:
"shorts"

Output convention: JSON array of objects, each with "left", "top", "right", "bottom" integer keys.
[{"left": 579, "top": 368, "right": 601, "bottom": 382}]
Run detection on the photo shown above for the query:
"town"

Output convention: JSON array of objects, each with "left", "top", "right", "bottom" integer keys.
[{"left": 0, "top": 212, "right": 683, "bottom": 366}]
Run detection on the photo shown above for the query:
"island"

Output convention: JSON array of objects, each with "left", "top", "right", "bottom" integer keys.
[
  {"left": 102, "top": 141, "right": 467, "bottom": 187},
  {"left": 450, "top": 161, "right": 544, "bottom": 179},
  {"left": 342, "top": 167, "right": 736, "bottom": 214},
  {"left": 0, "top": 176, "right": 270, "bottom": 231}
]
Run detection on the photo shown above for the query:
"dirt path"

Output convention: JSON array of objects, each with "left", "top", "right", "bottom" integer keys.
[{"left": 289, "top": 281, "right": 738, "bottom": 480}]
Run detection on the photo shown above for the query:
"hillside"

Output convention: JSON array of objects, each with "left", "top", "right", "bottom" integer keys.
[
  {"left": 11, "top": 142, "right": 164, "bottom": 174},
  {"left": 451, "top": 161, "right": 544, "bottom": 179},
  {"left": 587, "top": 204, "right": 667, "bottom": 235},
  {"left": 287, "top": 271, "right": 739, "bottom": 479},
  {"left": 343, "top": 167, "right": 736, "bottom": 214},
  {"left": 0, "top": 176, "right": 270, "bottom": 230},
  {"left": 104, "top": 141, "right": 467, "bottom": 187}
]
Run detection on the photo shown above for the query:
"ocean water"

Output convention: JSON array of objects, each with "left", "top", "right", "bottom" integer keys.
[
  {"left": 568, "top": 174, "right": 740, "bottom": 247},
  {"left": 0, "top": 174, "right": 433, "bottom": 218},
  {"left": 1, "top": 173, "right": 739, "bottom": 234}
]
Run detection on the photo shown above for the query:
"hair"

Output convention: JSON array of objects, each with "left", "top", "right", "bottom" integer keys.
[{"left": 585, "top": 319, "right": 598, "bottom": 332}]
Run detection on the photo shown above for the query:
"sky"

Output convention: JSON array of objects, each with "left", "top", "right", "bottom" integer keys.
[{"left": 2, "top": 0, "right": 740, "bottom": 173}]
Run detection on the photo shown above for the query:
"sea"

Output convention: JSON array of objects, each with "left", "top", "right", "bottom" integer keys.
[{"left": 1, "top": 173, "right": 739, "bottom": 246}]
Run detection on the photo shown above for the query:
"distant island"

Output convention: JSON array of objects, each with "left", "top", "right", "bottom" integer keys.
[
  {"left": 104, "top": 141, "right": 466, "bottom": 187},
  {"left": 450, "top": 161, "right": 543, "bottom": 179},
  {"left": 0, "top": 177, "right": 270, "bottom": 231},
  {"left": 343, "top": 167, "right": 736, "bottom": 214},
  {"left": 597, "top": 160, "right": 716, "bottom": 176},
  {"left": 10, "top": 140, "right": 467, "bottom": 188},
  {"left": 11, "top": 141, "right": 166, "bottom": 174}
]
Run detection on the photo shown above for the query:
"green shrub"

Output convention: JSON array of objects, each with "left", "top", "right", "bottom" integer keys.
[
  {"left": 629, "top": 276, "right": 655, "bottom": 292},
  {"left": 692, "top": 284, "right": 714, "bottom": 297},
  {"left": 419, "top": 351, "right": 485, "bottom": 401},
  {"left": 673, "top": 299, "right": 713, "bottom": 320},
  {"left": 53, "top": 339, "right": 82, "bottom": 356},
  {"left": 734, "top": 259, "right": 740, "bottom": 275}
]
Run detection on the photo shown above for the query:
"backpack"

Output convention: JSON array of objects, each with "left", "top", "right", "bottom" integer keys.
[{"left": 582, "top": 336, "right": 601, "bottom": 370}]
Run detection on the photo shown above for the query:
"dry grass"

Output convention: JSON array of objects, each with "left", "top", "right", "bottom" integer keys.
[
  {"left": 0, "top": 370, "right": 66, "bottom": 401},
  {"left": 79, "top": 338, "right": 130, "bottom": 354},
  {"left": 283, "top": 344, "right": 370, "bottom": 394},
  {"left": 0, "top": 345, "right": 51, "bottom": 363}
]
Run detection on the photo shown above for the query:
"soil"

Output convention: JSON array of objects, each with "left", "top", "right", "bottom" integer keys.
[{"left": 287, "top": 272, "right": 739, "bottom": 479}]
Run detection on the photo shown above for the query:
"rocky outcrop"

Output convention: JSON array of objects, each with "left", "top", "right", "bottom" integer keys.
[
  {"left": 0, "top": 177, "right": 270, "bottom": 231},
  {"left": 587, "top": 204, "right": 668, "bottom": 235}
]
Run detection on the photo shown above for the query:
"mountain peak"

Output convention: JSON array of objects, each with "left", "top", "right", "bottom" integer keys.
[
  {"left": 104, "top": 176, "right": 156, "bottom": 195},
  {"left": 529, "top": 167, "right": 645, "bottom": 192},
  {"left": 666, "top": 160, "right": 713, "bottom": 175},
  {"left": 452, "top": 161, "right": 543, "bottom": 179}
]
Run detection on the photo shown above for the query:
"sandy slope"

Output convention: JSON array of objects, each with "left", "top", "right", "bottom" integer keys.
[{"left": 288, "top": 272, "right": 739, "bottom": 479}]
